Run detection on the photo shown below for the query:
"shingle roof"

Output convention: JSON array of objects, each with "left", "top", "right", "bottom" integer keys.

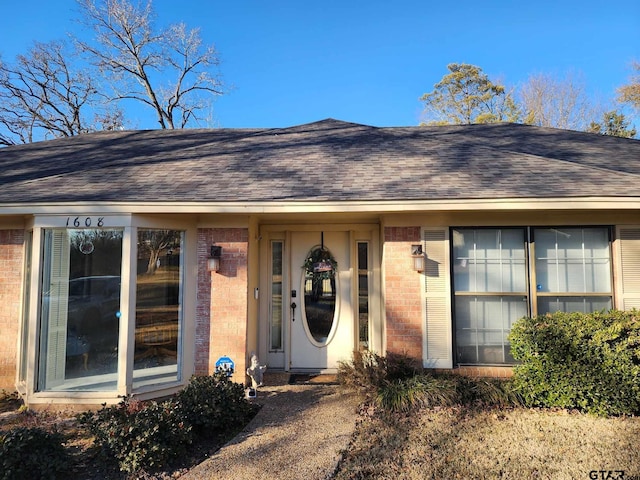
[{"left": 0, "top": 118, "right": 639, "bottom": 205}]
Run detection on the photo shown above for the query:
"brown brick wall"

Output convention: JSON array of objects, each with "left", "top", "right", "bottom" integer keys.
[
  {"left": 196, "top": 228, "right": 249, "bottom": 383},
  {"left": 0, "top": 230, "right": 24, "bottom": 390},
  {"left": 383, "top": 227, "right": 423, "bottom": 361},
  {"left": 447, "top": 366, "right": 514, "bottom": 378}
]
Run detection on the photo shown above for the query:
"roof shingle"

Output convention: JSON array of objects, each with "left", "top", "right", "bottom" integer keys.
[{"left": 1, "top": 119, "right": 639, "bottom": 204}]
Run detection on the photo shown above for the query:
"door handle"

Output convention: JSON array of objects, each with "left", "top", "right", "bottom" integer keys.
[{"left": 290, "top": 302, "right": 297, "bottom": 321}]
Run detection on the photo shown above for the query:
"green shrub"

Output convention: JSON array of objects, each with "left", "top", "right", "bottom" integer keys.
[
  {"left": 77, "top": 374, "right": 256, "bottom": 474},
  {"left": 509, "top": 310, "right": 640, "bottom": 416},
  {"left": 78, "top": 396, "right": 192, "bottom": 474},
  {"left": 0, "top": 426, "right": 70, "bottom": 480},
  {"left": 176, "top": 373, "right": 257, "bottom": 438}
]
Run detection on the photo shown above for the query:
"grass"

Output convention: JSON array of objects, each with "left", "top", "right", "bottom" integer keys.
[
  {"left": 335, "top": 351, "right": 640, "bottom": 479},
  {"left": 334, "top": 407, "right": 640, "bottom": 479}
]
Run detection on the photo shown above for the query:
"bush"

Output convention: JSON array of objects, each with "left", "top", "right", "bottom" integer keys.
[
  {"left": 0, "top": 427, "right": 70, "bottom": 480},
  {"left": 79, "top": 396, "right": 192, "bottom": 474},
  {"left": 78, "top": 374, "right": 257, "bottom": 474},
  {"left": 376, "top": 375, "right": 459, "bottom": 412},
  {"left": 339, "top": 351, "right": 520, "bottom": 412},
  {"left": 509, "top": 310, "right": 640, "bottom": 416},
  {"left": 338, "top": 351, "right": 421, "bottom": 392},
  {"left": 176, "top": 373, "right": 256, "bottom": 438}
]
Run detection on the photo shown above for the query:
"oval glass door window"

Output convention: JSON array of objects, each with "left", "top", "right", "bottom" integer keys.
[{"left": 302, "top": 247, "right": 337, "bottom": 344}]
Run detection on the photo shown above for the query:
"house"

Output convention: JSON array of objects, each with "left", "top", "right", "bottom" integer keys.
[{"left": 1, "top": 118, "right": 639, "bottom": 407}]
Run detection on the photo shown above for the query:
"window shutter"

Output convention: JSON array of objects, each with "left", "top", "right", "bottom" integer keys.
[
  {"left": 618, "top": 227, "right": 640, "bottom": 310},
  {"left": 45, "top": 230, "right": 70, "bottom": 388},
  {"left": 423, "top": 228, "right": 452, "bottom": 368}
]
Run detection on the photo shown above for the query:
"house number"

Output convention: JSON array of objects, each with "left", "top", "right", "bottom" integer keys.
[{"left": 66, "top": 216, "right": 105, "bottom": 228}]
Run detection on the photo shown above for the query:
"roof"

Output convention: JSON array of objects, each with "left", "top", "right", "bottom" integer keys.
[{"left": 0, "top": 119, "right": 639, "bottom": 208}]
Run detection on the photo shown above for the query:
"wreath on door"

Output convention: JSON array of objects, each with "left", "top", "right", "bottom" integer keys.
[{"left": 302, "top": 246, "right": 337, "bottom": 276}]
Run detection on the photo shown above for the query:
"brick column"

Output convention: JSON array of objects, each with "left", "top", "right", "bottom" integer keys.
[
  {"left": 383, "top": 227, "right": 423, "bottom": 361},
  {"left": 196, "top": 228, "right": 248, "bottom": 382},
  {"left": 0, "top": 230, "right": 24, "bottom": 390}
]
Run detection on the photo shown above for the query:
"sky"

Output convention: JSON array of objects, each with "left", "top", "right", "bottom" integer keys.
[{"left": 1, "top": 0, "right": 639, "bottom": 129}]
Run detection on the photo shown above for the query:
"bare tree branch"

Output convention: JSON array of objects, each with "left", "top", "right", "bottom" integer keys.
[
  {"left": 0, "top": 40, "right": 103, "bottom": 144},
  {"left": 75, "top": 0, "right": 224, "bottom": 129},
  {"left": 518, "top": 71, "right": 601, "bottom": 131}
]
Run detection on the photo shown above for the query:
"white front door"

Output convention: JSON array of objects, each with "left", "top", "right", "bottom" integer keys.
[{"left": 289, "top": 231, "right": 353, "bottom": 372}]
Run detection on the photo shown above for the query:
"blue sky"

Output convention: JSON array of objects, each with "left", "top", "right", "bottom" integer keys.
[{"left": 2, "top": 0, "right": 639, "bottom": 129}]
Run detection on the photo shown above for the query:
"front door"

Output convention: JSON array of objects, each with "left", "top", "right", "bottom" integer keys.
[{"left": 289, "top": 231, "right": 353, "bottom": 371}]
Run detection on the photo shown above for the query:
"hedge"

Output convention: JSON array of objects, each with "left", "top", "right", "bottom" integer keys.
[{"left": 509, "top": 310, "right": 640, "bottom": 416}]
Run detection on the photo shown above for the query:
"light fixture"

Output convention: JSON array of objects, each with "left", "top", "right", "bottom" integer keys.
[
  {"left": 411, "top": 244, "right": 425, "bottom": 273},
  {"left": 208, "top": 245, "right": 222, "bottom": 272}
]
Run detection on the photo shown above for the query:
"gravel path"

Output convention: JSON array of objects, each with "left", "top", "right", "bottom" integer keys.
[{"left": 182, "top": 383, "right": 360, "bottom": 480}]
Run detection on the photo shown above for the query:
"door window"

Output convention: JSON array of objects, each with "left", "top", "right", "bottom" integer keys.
[
  {"left": 302, "top": 247, "right": 338, "bottom": 344},
  {"left": 270, "top": 241, "right": 284, "bottom": 351}
]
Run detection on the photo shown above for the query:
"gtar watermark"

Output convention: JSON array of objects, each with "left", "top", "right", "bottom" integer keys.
[{"left": 589, "top": 471, "right": 640, "bottom": 480}]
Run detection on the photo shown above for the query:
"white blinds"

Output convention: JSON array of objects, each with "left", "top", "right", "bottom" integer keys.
[
  {"left": 42, "top": 230, "right": 70, "bottom": 389},
  {"left": 534, "top": 228, "right": 611, "bottom": 293}
]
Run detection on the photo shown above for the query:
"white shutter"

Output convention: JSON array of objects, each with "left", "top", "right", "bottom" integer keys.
[
  {"left": 618, "top": 227, "right": 640, "bottom": 310},
  {"left": 44, "top": 230, "right": 70, "bottom": 388},
  {"left": 422, "top": 228, "right": 452, "bottom": 368}
]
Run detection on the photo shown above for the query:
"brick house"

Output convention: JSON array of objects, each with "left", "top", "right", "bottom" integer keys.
[{"left": 1, "top": 119, "right": 639, "bottom": 406}]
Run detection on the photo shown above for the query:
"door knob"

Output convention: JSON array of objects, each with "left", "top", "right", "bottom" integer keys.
[{"left": 290, "top": 302, "right": 297, "bottom": 321}]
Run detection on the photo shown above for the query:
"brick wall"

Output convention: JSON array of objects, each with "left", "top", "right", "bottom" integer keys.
[
  {"left": 0, "top": 230, "right": 24, "bottom": 390},
  {"left": 383, "top": 227, "right": 423, "bottom": 361},
  {"left": 196, "top": 228, "right": 249, "bottom": 383},
  {"left": 447, "top": 366, "right": 514, "bottom": 378}
]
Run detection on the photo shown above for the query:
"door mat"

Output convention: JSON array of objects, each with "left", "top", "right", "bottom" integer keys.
[{"left": 288, "top": 374, "right": 338, "bottom": 385}]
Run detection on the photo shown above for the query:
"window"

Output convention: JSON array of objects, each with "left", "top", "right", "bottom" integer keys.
[
  {"left": 270, "top": 241, "right": 283, "bottom": 351},
  {"left": 452, "top": 228, "right": 527, "bottom": 364},
  {"left": 451, "top": 226, "right": 613, "bottom": 366},
  {"left": 38, "top": 229, "right": 123, "bottom": 391},
  {"left": 19, "top": 231, "right": 33, "bottom": 383},
  {"left": 534, "top": 228, "right": 612, "bottom": 313},
  {"left": 134, "top": 230, "right": 184, "bottom": 388},
  {"left": 357, "top": 242, "right": 370, "bottom": 349}
]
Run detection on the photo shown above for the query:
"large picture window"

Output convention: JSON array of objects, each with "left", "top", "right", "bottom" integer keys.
[
  {"left": 452, "top": 226, "right": 612, "bottom": 366},
  {"left": 134, "top": 230, "right": 184, "bottom": 388},
  {"left": 38, "top": 229, "right": 123, "bottom": 391}
]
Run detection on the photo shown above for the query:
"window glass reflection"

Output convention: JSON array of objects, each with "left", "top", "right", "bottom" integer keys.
[
  {"left": 39, "top": 229, "right": 122, "bottom": 391},
  {"left": 134, "top": 230, "right": 183, "bottom": 387},
  {"left": 303, "top": 247, "right": 337, "bottom": 344}
]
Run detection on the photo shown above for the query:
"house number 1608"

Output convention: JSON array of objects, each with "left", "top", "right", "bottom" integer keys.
[{"left": 66, "top": 216, "right": 105, "bottom": 228}]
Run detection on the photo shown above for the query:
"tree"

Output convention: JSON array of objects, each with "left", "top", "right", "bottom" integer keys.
[
  {"left": 138, "top": 230, "right": 180, "bottom": 275},
  {"left": 76, "top": 0, "right": 224, "bottom": 129},
  {"left": 588, "top": 111, "right": 637, "bottom": 138},
  {"left": 420, "top": 63, "right": 520, "bottom": 125},
  {"left": 617, "top": 61, "right": 640, "bottom": 111},
  {"left": 0, "top": 40, "right": 118, "bottom": 146},
  {"left": 519, "top": 71, "right": 600, "bottom": 131}
]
